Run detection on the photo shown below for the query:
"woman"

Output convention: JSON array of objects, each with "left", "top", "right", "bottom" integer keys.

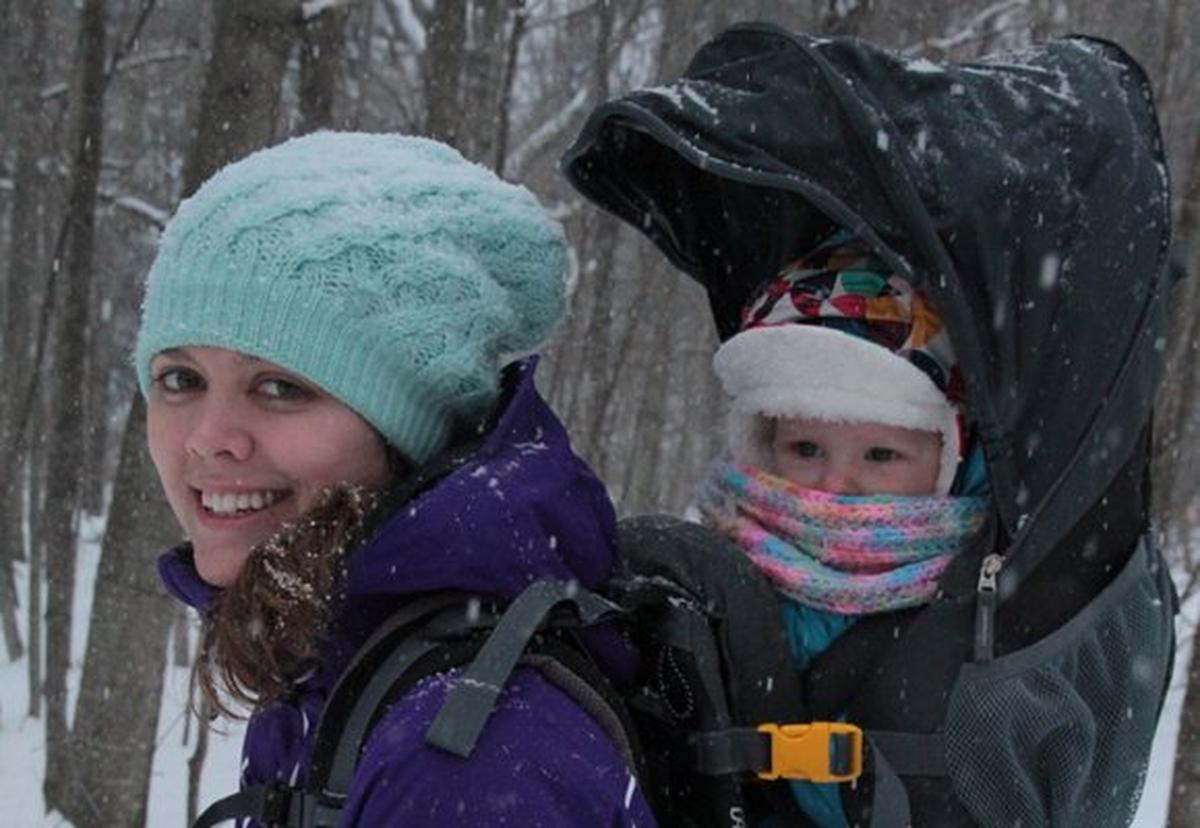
[{"left": 138, "top": 131, "right": 654, "bottom": 826}]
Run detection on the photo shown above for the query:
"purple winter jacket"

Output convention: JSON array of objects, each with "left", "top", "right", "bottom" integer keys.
[{"left": 159, "top": 360, "right": 658, "bottom": 827}]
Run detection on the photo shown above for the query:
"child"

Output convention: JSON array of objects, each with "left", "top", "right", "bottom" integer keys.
[
  {"left": 698, "top": 233, "right": 989, "bottom": 826},
  {"left": 137, "top": 131, "right": 655, "bottom": 826}
]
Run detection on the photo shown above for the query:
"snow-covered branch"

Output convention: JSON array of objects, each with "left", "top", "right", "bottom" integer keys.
[
  {"left": 301, "top": 0, "right": 357, "bottom": 22},
  {"left": 103, "top": 190, "right": 169, "bottom": 228},
  {"left": 114, "top": 47, "right": 197, "bottom": 73},
  {"left": 904, "top": 0, "right": 1031, "bottom": 56},
  {"left": 1, "top": 176, "right": 167, "bottom": 226},
  {"left": 381, "top": 0, "right": 427, "bottom": 49},
  {"left": 505, "top": 86, "right": 589, "bottom": 179},
  {"left": 41, "top": 48, "right": 196, "bottom": 102}
]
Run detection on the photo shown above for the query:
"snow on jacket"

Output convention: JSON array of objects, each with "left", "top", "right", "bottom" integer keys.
[{"left": 159, "top": 359, "right": 656, "bottom": 827}]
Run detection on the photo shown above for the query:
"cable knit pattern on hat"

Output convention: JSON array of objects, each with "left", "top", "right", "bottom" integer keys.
[{"left": 135, "top": 132, "right": 568, "bottom": 464}]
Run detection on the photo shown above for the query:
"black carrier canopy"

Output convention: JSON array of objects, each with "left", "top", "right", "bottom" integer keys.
[
  {"left": 563, "top": 22, "right": 1171, "bottom": 594},
  {"left": 563, "top": 22, "right": 1176, "bottom": 827}
]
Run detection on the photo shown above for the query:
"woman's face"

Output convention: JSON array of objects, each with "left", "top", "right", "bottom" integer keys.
[
  {"left": 770, "top": 417, "right": 941, "bottom": 496},
  {"left": 146, "top": 345, "right": 392, "bottom": 587}
]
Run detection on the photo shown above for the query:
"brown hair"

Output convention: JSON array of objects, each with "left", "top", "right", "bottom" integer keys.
[{"left": 192, "top": 485, "right": 384, "bottom": 720}]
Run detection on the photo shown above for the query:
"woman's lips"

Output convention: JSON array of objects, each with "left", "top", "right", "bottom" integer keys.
[
  {"left": 200, "top": 488, "right": 287, "bottom": 514},
  {"left": 192, "top": 488, "right": 293, "bottom": 528}
]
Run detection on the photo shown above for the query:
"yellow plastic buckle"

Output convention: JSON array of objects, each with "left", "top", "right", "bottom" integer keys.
[{"left": 756, "top": 722, "right": 864, "bottom": 783}]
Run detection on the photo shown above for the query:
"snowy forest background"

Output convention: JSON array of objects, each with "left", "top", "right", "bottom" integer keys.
[{"left": 0, "top": 0, "right": 1198, "bottom": 825}]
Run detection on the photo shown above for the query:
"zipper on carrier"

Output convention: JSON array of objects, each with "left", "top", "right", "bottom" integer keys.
[{"left": 973, "top": 554, "right": 1004, "bottom": 662}]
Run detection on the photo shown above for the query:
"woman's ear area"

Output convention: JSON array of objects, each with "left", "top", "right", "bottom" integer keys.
[{"left": 384, "top": 444, "right": 412, "bottom": 483}]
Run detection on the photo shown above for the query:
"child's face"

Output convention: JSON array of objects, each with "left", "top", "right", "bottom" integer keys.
[{"left": 770, "top": 417, "right": 941, "bottom": 496}]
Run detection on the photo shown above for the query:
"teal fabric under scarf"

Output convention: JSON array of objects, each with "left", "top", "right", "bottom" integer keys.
[
  {"left": 778, "top": 601, "right": 856, "bottom": 827},
  {"left": 764, "top": 444, "right": 990, "bottom": 828}
]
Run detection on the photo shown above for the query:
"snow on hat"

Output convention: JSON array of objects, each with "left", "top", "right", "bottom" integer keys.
[
  {"left": 135, "top": 132, "right": 569, "bottom": 465},
  {"left": 714, "top": 233, "right": 966, "bottom": 494}
]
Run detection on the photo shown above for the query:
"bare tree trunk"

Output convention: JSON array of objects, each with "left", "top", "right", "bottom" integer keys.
[
  {"left": 492, "top": 1, "right": 527, "bottom": 176},
  {"left": 182, "top": 0, "right": 298, "bottom": 194},
  {"left": 0, "top": 0, "right": 47, "bottom": 664},
  {"left": 620, "top": 271, "right": 679, "bottom": 512},
  {"left": 42, "top": 0, "right": 108, "bottom": 811},
  {"left": 1166, "top": 118, "right": 1200, "bottom": 828},
  {"left": 172, "top": 602, "right": 190, "bottom": 667},
  {"left": 59, "top": 396, "right": 179, "bottom": 828},
  {"left": 186, "top": 699, "right": 212, "bottom": 827},
  {"left": 27, "top": 433, "right": 44, "bottom": 718},
  {"left": 344, "top": 0, "right": 376, "bottom": 130},
  {"left": 1171, "top": 564, "right": 1200, "bottom": 826},
  {"left": 423, "top": 0, "right": 467, "bottom": 148},
  {"left": 551, "top": 0, "right": 618, "bottom": 456},
  {"left": 299, "top": 2, "right": 351, "bottom": 133}
]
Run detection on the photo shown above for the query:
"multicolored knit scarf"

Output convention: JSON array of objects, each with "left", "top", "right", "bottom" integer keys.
[{"left": 698, "top": 462, "right": 988, "bottom": 615}]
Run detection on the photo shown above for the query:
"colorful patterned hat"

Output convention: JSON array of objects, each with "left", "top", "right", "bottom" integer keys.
[{"left": 713, "top": 233, "right": 966, "bottom": 494}]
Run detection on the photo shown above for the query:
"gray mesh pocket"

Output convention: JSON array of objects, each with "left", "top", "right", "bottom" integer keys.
[{"left": 943, "top": 537, "right": 1174, "bottom": 827}]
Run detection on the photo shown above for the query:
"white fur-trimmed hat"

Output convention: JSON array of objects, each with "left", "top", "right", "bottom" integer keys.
[{"left": 714, "top": 235, "right": 966, "bottom": 494}]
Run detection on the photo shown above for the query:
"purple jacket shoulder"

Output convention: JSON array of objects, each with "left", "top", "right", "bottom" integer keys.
[{"left": 343, "top": 667, "right": 653, "bottom": 827}]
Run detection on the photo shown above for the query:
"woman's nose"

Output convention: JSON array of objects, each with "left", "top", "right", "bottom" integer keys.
[{"left": 185, "top": 400, "right": 254, "bottom": 462}]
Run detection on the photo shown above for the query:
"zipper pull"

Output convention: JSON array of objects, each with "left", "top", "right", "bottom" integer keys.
[{"left": 974, "top": 554, "right": 1004, "bottom": 662}]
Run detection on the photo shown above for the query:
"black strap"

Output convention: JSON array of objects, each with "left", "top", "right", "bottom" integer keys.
[
  {"left": 622, "top": 581, "right": 737, "bottom": 725},
  {"left": 425, "top": 578, "right": 623, "bottom": 756},
  {"left": 691, "top": 726, "right": 863, "bottom": 780},
  {"left": 518, "top": 646, "right": 643, "bottom": 774},
  {"left": 314, "top": 596, "right": 501, "bottom": 799},
  {"left": 868, "top": 740, "right": 914, "bottom": 828},
  {"left": 193, "top": 787, "right": 285, "bottom": 828},
  {"left": 192, "top": 785, "right": 340, "bottom": 828},
  {"left": 691, "top": 728, "right": 771, "bottom": 776},
  {"left": 867, "top": 730, "right": 947, "bottom": 777}
]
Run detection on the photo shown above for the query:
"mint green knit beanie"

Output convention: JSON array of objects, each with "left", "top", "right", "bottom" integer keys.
[{"left": 135, "top": 132, "right": 568, "bottom": 465}]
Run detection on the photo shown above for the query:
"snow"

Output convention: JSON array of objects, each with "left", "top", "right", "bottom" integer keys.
[
  {"left": 111, "top": 194, "right": 170, "bottom": 228},
  {"left": 680, "top": 84, "right": 719, "bottom": 119},
  {"left": 0, "top": 526, "right": 1189, "bottom": 825},
  {"left": 623, "top": 774, "right": 638, "bottom": 809},
  {"left": 0, "top": 524, "right": 245, "bottom": 827},
  {"left": 907, "top": 58, "right": 944, "bottom": 75},
  {"left": 300, "top": 0, "right": 345, "bottom": 21},
  {"left": 505, "top": 87, "right": 589, "bottom": 179},
  {"left": 643, "top": 84, "right": 685, "bottom": 110},
  {"left": 1133, "top": 585, "right": 1199, "bottom": 827},
  {"left": 1039, "top": 252, "right": 1061, "bottom": 290}
]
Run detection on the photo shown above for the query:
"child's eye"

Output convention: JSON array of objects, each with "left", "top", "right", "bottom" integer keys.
[
  {"left": 153, "top": 367, "right": 201, "bottom": 394},
  {"left": 256, "top": 377, "right": 312, "bottom": 401},
  {"left": 865, "top": 447, "right": 900, "bottom": 462},
  {"left": 790, "top": 441, "right": 822, "bottom": 458}
]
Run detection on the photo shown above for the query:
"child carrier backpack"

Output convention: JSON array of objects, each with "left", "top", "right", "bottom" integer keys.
[
  {"left": 559, "top": 21, "right": 1179, "bottom": 827},
  {"left": 193, "top": 514, "right": 864, "bottom": 828}
]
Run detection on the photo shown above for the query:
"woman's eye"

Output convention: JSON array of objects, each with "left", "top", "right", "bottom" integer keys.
[
  {"left": 153, "top": 368, "right": 200, "bottom": 394},
  {"left": 865, "top": 447, "right": 900, "bottom": 462},
  {"left": 791, "top": 441, "right": 821, "bottom": 458},
  {"left": 257, "top": 377, "right": 311, "bottom": 401}
]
